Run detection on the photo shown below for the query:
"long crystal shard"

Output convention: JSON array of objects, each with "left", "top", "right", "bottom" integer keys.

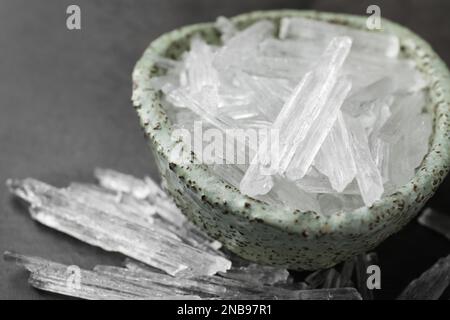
[
  {"left": 7, "top": 178, "right": 231, "bottom": 277},
  {"left": 279, "top": 17, "right": 399, "bottom": 57},
  {"left": 418, "top": 208, "right": 450, "bottom": 240},
  {"left": 344, "top": 115, "right": 384, "bottom": 206},
  {"left": 287, "top": 77, "right": 352, "bottom": 180},
  {"left": 4, "top": 252, "right": 200, "bottom": 300},
  {"left": 234, "top": 71, "right": 283, "bottom": 120},
  {"left": 313, "top": 111, "right": 356, "bottom": 192},
  {"left": 260, "top": 37, "right": 423, "bottom": 93},
  {"left": 214, "top": 20, "right": 275, "bottom": 71},
  {"left": 276, "top": 37, "right": 352, "bottom": 175},
  {"left": 94, "top": 168, "right": 166, "bottom": 200},
  {"left": 94, "top": 169, "right": 222, "bottom": 252},
  {"left": 355, "top": 252, "right": 379, "bottom": 300},
  {"left": 239, "top": 37, "right": 352, "bottom": 197},
  {"left": 217, "top": 264, "right": 290, "bottom": 286},
  {"left": 398, "top": 255, "right": 450, "bottom": 300},
  {"left": 184, "top": 37, "right": 219, "bottom": 95}
]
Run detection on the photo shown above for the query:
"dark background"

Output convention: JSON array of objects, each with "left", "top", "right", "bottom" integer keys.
[{"left": 0, "top": 0, "right": 449, "bottom": 300}]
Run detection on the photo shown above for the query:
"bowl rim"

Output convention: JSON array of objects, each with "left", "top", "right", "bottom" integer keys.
[{"left": 132, "top": 9, "right": 450, "bottom": 239}]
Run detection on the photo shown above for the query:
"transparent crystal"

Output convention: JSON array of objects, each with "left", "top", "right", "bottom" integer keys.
[
  {"left": 279, "top": 17, "right": 400, "bottom": 57},
  {"left": 4, "top": 251, "right": 200, "bottom": 300},
  {"left": 314, "top": 112, "right": 357, "bottom": 192},
  {"left": 217, "top": 264, "right": 290, "bottom": 286},
  {"left": 398, "top": 255, "right": 450, "bottom": 300},
  {"left": 239, "top": 37, "right": 352, "bottom": 197},
  {"left": 418, "top": 208, "right": 450, "bottom": 240},
  {"left": 5, "top": 251, "right": 362, "bottom": 300},
  {"left": 7, "top": 177, "right": 231, "bottom": 277},
  {"left": 344, "top": 115, "right": 384, "bottom": 206},
  {"left": 151, "top": 17, "right": 431, "bottom": 215},
  {"left": 214, "top": 20, "right": 275, "bottom": 71},
  {"left": 286, "top": 77, "right": 352, "bottom": 180}
]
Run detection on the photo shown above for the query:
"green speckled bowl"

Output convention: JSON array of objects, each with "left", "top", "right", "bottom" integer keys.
[{"left": 132, "top": 10, "right": 450, "bottom": 270}]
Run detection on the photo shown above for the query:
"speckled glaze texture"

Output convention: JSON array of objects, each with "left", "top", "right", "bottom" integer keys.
[{"left": 132, "top": 10, "right": 450, "bottom": 270}]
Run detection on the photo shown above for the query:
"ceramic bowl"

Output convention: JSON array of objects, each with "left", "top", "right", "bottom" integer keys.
[{"left": 132, "top": 10, "right": 450, "bottom": 270}]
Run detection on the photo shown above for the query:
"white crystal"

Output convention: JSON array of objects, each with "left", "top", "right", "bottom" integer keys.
[
  {"left": 315, "top": 112, "right": 357, "bottom": 192},
  {"left": 286, "top": 77, "right": 352, "bottom": 180},
  {"left": 240, "top": 37, "right": 352, "bottom": 197},
  {"left": 276, "top": 37, "right": 352, "bottom": 175},
  {"left": 4, "top": 252, "right": 200, "bottom": 300},
  {"left": 6, "top": 251, "right": 361, "bottom": 300},
  {"left": 152, "top": 17, "right": 431, "bottom": 215},
  {"left": 279, "top": 17, "right": 400, "bottom": 57}
]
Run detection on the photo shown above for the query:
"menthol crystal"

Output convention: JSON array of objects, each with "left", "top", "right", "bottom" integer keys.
[
  {"left": 148, "top": 16, "right": 431, "bottom": 214},
  {"left": 418, "top": 208, "right": 450, "bottom": 240},
  {"left": 398, "top": 255, "right": 450, "bottom": 300},
  {"left": 5, "top": 251, "right": 362, "bottom": 300},
  {"left": 7, "top": 175, "right": 231, "bottom": 277}
]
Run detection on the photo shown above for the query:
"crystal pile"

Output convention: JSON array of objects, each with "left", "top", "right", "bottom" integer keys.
[
  {"left": 153, "top": 16, "right": 432, "bottom": 214},
  {"left": 5, "top": 169, "right": 364, "bottom": 300},
  {"left": 7, "top": 170, "right": 231, "bottom": 277},
  {"left": 5, "top": 171, "right": 449, "bottom": 299}
]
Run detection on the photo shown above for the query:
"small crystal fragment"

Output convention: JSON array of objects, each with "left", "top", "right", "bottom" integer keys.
[
  {"left": 5, "top": 251, "right": 362, "bottom": 300},
  {"left": 240, "top": 37, "right": 352, "bottom": 196},
  {"left": 286, "top": 77, "right": 352, "bottom": 180}
]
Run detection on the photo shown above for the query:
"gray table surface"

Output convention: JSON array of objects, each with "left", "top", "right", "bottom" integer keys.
[{"left": 0, "top": 0, "right": 449, "bottom": 300}]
